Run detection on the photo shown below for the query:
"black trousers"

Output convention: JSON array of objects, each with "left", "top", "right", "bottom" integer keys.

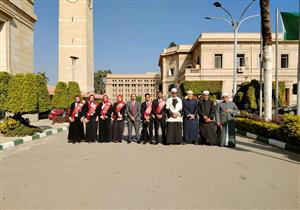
[
  {"left": 112, "top": 120, "right": 125, "bottom": 141},
  {"left": 154, "top": 118, "right": 166, "bottom": 143},
  {"left": 141, "top": 120, "right": 153, "bottom": 142}
]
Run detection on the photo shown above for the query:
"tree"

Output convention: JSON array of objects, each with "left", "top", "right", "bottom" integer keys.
[
  {"left": 51, "top": 81, "right": 69, "bottom": 109},
  {"left": 260, "top": 0, "right": 273, "bottom": 121},
  {"left": 168, "top": 42, "right": 177, "bottom": 48},
  {"left": 0, "top": 72, "right": 11, "bottom": 110},
  {"left": 67, "top": 81, "right": 81, "bottom": 105},
  {"left": 94, "top": 70, "right": 112, "bottom": 94},
  {"left": 35, "top": 74, "right": 51, "bottom": 113}
]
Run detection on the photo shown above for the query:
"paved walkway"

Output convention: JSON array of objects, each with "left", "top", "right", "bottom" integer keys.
[
  {"left": 1, "top": 131, "right": 299, "bottom": 209},
  {"left": 0, "top": 119, "right": 66, "bottom": 144}
]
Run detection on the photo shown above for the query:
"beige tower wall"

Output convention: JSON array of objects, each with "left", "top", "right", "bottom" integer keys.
[{"left": 58, "top": 0, "right": 94, "bottom": 93}]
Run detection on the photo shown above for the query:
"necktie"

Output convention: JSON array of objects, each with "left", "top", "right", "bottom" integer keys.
[{"left": 131, "top": 101, "right": 135, "bottom": 116}]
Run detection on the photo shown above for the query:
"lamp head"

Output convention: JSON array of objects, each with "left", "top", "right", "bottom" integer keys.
[
  {"left": 204, "top": 17, "right": 212, "bottom": 20},
  {"left": 213, "top": 2, "right": 222, "bottom": 7}
]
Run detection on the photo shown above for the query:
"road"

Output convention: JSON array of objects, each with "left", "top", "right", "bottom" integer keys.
[{"left": 1, "top": 131, "right": 300, "bottom": 209}]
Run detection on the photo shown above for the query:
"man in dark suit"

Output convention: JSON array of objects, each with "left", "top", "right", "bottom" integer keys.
[
  {"left": 152, "top": 91, "right": 167, "bottom": 144},
  {"left": 141, "top": 93, "right": 154, "bottom": 144},
  {"left": 126, "top": 93, "right": 141, "bottom": 144}
]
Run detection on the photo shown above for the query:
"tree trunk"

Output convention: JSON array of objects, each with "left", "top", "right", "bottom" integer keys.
[{"left": 260, "top": 0, "right": 273, "bottom": 121}]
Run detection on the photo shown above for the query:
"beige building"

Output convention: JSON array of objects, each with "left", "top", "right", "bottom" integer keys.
[
  {"left": 159, "top": 33, "right": 298, "bottom": 105},
  {"left": 106, "top": 72, "right": 161, "bottom": 101},
  {"left": 0, "top": 0, "right": 37, "bottom": 74},
  {"left": 58, "top": 0, "right": 94, "bottom": 93}
]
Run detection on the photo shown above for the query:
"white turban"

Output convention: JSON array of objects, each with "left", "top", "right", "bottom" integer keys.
[
  {"left": 187, "top": 90, "right": 193, "bottom": 95},
  {"left": 171, "top": 88, "right": 177, "bottom": 93},
  {"left": 222, "top": 92, "right": 229, "bottom": 98},
  {"left": 203, "top": 90, "right": 209, "bottom": 95}
]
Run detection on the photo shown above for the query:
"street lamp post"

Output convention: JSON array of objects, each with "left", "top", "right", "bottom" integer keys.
[{"left": 205, "top": 0, "right": 259, "bottom": 96}]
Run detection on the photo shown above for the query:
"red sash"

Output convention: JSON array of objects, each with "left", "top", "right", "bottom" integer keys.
[
  {"left": 156, "top": 100, "right": 166, "bottom": 114},
  {"left": 144, "top": 102, "right": 152, "bottom": 117},
  {"left": 71, "top": 102, "right": 84, "bottom": 120},
  {"left": 101, "top": 102, "right": 111, "bottom": 116},
  {"left": 115, "top": 101, "right": 125, "bottom": 113},
  {"left": 86, "top": 102, "right": 98, "bottom": 120},
  {"left": 113, "top": 101, "right": 125, "bottom": 120}
]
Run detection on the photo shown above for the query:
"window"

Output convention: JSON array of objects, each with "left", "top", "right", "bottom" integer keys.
[
  {"left": 281, "top": 54, "right": 289, "bottom": 68},
  {"left": 196, "top": 56, "right": 200, "bottom": 65},
  {"left": 214, "top": 54, "right": 222, "bottom": 69},
  {"left": 237, "top": 54, "right": 245, "bottom": 67},
  {"left": 168, "top": 68, "right": 174, "bottom": 76}
]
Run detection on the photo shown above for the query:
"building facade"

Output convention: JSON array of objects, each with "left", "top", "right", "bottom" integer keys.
[
  {"left": 159, "top": 33, "right": 298, "bottom": 105},
  {"left": 106, "top": 72, "right": 161, "bottom": 101},
  {"left": 0, "top": 0, "right": 37, "bottom": 74},
  {"left": 58, "top": 0, "right": 94, "bottom": 93}
]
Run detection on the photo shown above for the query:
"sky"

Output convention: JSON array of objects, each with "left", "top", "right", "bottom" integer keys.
[{"left": 34, "top": 0, "right": 299, "bottom": 85}]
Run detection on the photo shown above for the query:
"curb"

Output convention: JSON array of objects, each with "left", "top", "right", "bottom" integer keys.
[
  {"left": 236, "top": 129, "right": 300, "bottom": 154},
  {"left": 0, "top": 124, "right": 69, "bottom": 151}
]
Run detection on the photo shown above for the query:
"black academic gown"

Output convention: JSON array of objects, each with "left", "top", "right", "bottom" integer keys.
[
  {"left": 96, "top": 102, "right": 113, "bottom": 143},
  {"left": 84, "top": 101, "right": 98, "bottom": 142},
  {"left": 152, "top": 99, "right": 167, "bottom": 144},
  {"left": 68, "top": 102, "right": 84, "bottom": 143},
  {"left": 112, "top": 102, "right": 126, "bottom": 142},
  {"left": 140, "top": 101, "right": 153, "bottom": 143},
  {"left": 198, "top": 99, "right": 219, "bottom": 145},
  {"left": 183, "top": 99, "right": 199, "bottom": 143}
]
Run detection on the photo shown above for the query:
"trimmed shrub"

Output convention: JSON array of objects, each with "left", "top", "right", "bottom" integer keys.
[
  {"left": 235, "top": 117, "right": 280, "bottom": 139},
  {"left": 276, "top": 114, "right": 300, "bottom": 143},
  {"left": 245, "top": 86, "right": 258, "bottom": 111},
  {"left": 5, "top": 73, "right": 38, "bottom": 114},
  {"left": 51, "top": 81, "right": 69, "bottom": 109},
  {"left": 67, "top": 81, "right": 81, "bottom": 105},
  {"left": 234, "top": 79, "right": 286, "bottom": 112},
  {"left": 35, "top": 74, "right": 51, "bottom": 113},
  {"left": 4, "top": 124, "right": 42, "bottom": 137},
  {"left": 0, "top": 72, "right": 11, "bottom": 110}
]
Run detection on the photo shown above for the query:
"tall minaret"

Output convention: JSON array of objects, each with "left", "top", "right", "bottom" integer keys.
[{"left": 58, "top": 0, "right": 94, "bottom": 93}]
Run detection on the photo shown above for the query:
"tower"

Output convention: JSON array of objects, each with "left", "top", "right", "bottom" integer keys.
[{"left": 58, "top": 0, "right": 94, "bottom": 93}]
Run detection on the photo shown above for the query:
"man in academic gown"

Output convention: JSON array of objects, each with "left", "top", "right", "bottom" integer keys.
[
  {"left": 97, "top": 95, "right": 113, "bottom": 143},
  {"left": 198, "top": 90, "right": 219, "bottom": 145},
  {"left": 216, "top": 93, "right": 240, "bottom": 147},
  {"left": 183, "top": 90, "right": 199, "bottom": 144},
  {"left": 84, "top": 95, "right": 98, "bottom": 142},
  {"left": 152, "top": 90, "right": 167, "bottom": 144},
  {"left": 68, "top": 95, "right": 85, "bottom": 143},
  {"left": 166, "top": 88, "right": 183, "bottom": 144},
  {"left": 126, "top": 93, "right": 141, "bottom": 144},
  {"left": 140, "top": 93, "right": 154, "bottom": 144}
]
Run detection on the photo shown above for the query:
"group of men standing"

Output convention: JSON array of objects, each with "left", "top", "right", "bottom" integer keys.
[{"left": 68, "top": 88, "right": 239, "bottom": 147}]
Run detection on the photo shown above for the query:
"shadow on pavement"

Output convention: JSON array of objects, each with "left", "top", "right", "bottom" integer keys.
[{"left": 235, "top": 139, "right": 300, "bottom": 164}]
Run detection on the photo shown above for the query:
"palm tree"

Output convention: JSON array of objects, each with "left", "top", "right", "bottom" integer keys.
[
  {"left": 260, "top": 0, "right": 272, "bottom": 121},
  {"left": 37, "top": 72, "right": 49, "bottom": 83}
]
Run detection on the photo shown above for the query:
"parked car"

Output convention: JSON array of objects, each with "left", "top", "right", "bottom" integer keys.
[{"left": 278, "top": 105, "right": 297, "bottom": 115}]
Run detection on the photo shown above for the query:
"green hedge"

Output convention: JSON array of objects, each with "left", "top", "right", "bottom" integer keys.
[
  {"left": 0, "top": 72, "right": 11, "bottom": 110},
  {"left": 180, "top": 81, "right": 222, "bottom": 97},
  {"left": 236, "top": 114, "right": 300, "bottom": 143}
]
